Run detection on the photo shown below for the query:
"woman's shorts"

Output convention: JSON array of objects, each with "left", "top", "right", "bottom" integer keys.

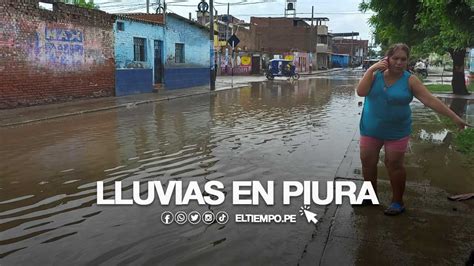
[{"left": 360, "top": 135, "right": 410, "bottom": 153}]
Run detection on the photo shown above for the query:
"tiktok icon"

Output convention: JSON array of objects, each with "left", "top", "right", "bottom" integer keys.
[
  {"left": 160, "top": 211, "right": 229, "bottom": 225},
  {"left": 216, "top": 211, "right": 229, "bottom": 225}
]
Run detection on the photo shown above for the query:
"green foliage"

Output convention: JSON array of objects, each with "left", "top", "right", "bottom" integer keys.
[
  {"left": 428, "top": 53, "right": 452, "bottom": 67},
  {"left": 454, "top": 128, "right": 474, "bottom": 155},
  {"left": 438, "top": 117, "right": 474, "bottom": 156},
  {"left": 67, "top": 0, "right": 98, "bottom": 9},
  {"left": 360, "top": 0, "right": 473, "bottom": 53},
  {"left": 367, "top": 48, "right": 378, "bottom": 58},
  {"left": 415, "top": 0, "right": 473, "bottom": 55},
  {"left": 426, "top": 83, "right": 474, "bottom": 93},
  {"left": 360, "top": 0, "right": 473, "bottom": 94},
  {"left": 359, "top": 0, "right": 424, "bottom": 48}
]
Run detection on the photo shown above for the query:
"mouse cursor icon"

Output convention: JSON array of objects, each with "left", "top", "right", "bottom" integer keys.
[{"left": 303, "top": 209, "right": 318, "bottom": 224}]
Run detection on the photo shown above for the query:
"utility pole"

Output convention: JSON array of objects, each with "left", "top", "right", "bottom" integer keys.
[
  {"left": 314, "top": 11, "right": 318, "bottom": 71},
  {"left": 225, "top": 3, "right": 230, "bottom": 42},
  {"left": 351, "top": 31, "right": 354, "bottom": 68},
  {"left": 146, "top": 0, "right": 149, "bottom": 13},
  {"left": 210, "top": 0, "right": 215, "bottom": 91},
  {"left": 310, "top": 6, "right": 313, "bottom": 73},
  {"left": 226, "top": 2, "right": 230, "bottom": 82},
  {"left": 231, "top": 25, "right": 234, "bottom": 87}
]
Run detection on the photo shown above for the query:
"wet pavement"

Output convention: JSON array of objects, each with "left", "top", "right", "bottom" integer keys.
[
  {"left": 0, "top": 69, "right": 342, "bottom": 127},
  {"left": 0, "top": 70, "right": 473, "bottom": 265}
]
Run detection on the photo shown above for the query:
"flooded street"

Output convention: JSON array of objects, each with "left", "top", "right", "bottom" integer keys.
[{"left": 1, "top": 71, "right": 473, "bottom": 265}]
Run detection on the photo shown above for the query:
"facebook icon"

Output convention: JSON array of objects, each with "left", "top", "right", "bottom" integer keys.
[{"left": 161, "top": 211, "right": 174, "bottom": 225}]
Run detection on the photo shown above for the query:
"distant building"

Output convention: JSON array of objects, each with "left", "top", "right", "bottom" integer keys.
[
  {"left": 331, "top": 37, "right": 369, "bottom": 66},
  {"left": 249, "top": 17, "right": 331, "bottom": 70},
  {"left": 331, "top": 54, "right": 350, "bottom": 68},
  {"left": 198, "top": 14, "right": 244, "bottom": 42}
]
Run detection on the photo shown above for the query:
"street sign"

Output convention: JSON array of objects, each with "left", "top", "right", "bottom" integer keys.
[{"left": 227, "top": 34, "right": 240, "bottom": 48}]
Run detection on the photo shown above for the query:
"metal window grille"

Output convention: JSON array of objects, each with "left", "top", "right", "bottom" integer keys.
[
  {"left": 134, "top": 37, "right": 146, "bottom": 61},
  {"left": 175, "top": 43, "right": 185, "bottom": 63}
]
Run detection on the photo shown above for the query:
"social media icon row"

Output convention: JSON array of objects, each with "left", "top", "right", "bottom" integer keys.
[{"left": 161, "top": 211, "right": 229, "bottom": 225}]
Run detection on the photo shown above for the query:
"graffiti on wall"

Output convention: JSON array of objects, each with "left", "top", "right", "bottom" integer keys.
[
  {"left": 26, "top": 22, "right": 108, "bottom": 70},
  {"left": 283, "top": 52, "right": 310, "bottom": 72},
  {"left": 240, "top": 56, "right": 251, "bottom": 66},
  {"left": 1, "top": 19, "right": 105, "bottom": 70},
  {"left": 219, "top": 54, "right": 252, "bottom": 75},
  {"left": 35, "top": 27, "right": 85, "bottom": 67}
]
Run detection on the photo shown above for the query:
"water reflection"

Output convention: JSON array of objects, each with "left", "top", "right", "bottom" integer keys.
[
  {"left": 440, "top": 97, "right": 474, "bottom": 125},
  {"left": 345, "top": 98, "right": 474, "bottom": 265},
  {"left": 392, "top": 99, "right": 474, "bottom": 191},
  {"left": 0, "top": 78, "right": 361, "bottom": 264}
]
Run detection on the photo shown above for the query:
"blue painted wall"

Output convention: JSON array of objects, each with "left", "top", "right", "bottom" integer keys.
[
  {"left": 114, "top": 18, "right": 164, "bottom": 96},
  {"left": 115, "top": 69, "right": 153, "bottom": 96},
  {"left": 331, "top": 54, "right": 350, "bottom": 68},
  {"left": 114, "top": 15, "right": 211, "bottom": 93},
  {"left": 164, "top": 68, "right": 210, "bottom": 89},
  {"left": 114, "top": 18, "right": 164, "bottom": 71},
  {"left": 164, "top": 15, "right": 211, "bottom": 89}
]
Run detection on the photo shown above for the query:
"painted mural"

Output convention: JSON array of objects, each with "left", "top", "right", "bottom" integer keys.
[
  {"left": 283, "top": 52, "right": 309, "bottom": 72},
  {"left": 219, "top": 53, "right": 252, "bottom": 75},
  {"left": 39, "top": 27, "right": 85, "bottom": 67},
  {"left": 26, "top": 22, "right": 107, "bottom": 70}
]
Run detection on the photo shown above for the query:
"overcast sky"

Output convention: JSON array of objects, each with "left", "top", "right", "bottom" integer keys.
[{"left": 95, "top": 0, "right": 374, "bottom": 41}]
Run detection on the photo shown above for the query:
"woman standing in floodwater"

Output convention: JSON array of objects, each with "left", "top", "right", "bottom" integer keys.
[{"left": 356, "top": 43, "right": 469, "bottom": 215}]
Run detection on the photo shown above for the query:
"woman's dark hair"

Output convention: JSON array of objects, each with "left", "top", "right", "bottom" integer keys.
[{"left": 385, "top": 43, "right": 410, "bottom": 58}]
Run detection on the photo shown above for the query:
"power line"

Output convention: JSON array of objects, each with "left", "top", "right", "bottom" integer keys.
[
  {"left": 96, "top": 1, "right": 373, "bottom": 17},
  {"left": 168, "top": 0, "right": 278, "bottom": 6},
  {"left": 107, "top": 3, "right": 158, "bottom": 13},
  {"left": 229, "top": 12, "right": 374, "bottom": 16}
]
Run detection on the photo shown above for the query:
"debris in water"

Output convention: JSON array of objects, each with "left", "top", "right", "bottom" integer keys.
[{"left": 447, "top": 193, "right": 474, "bottom": 201}]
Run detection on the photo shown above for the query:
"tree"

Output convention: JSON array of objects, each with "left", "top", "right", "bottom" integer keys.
[
  {"left": 360, "top": 0, "right": 473, "bottom": 95},
  {"left": 75, "top": 0, "right": 98, "bottom": 9},
  {"left": 61, "top": 0, "right": 98, "bottom": 9},
  {"left": 360, "top": 0, "right": 424, "bottom": 50},
  {"left": 367, "top": 47, "right": 379, "bottom": 58}
]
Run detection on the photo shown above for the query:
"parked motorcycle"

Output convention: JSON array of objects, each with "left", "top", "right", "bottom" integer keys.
[{"left": 414, "top": 68, "right": 428, "bottom": 78}]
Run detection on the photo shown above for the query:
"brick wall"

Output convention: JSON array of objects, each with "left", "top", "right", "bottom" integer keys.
[
  {"left": 0, "top": 0, "right": 115, "bottom": 109},
  {"left": 250, "top": 17, "right": 315, "bottom": 53},
  {"left": 235, "top": 26, "right": 256, "bottom": 51},
  {"left": 332, "top": 39, "right": 369, "bottom": 56}
]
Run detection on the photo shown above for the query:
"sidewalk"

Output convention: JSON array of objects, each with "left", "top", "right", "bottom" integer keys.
[
  {"left": 300, "top": 129, "right": 474, "bottom": 265},
  {"left": 0, "top": 68, "right": 342, "bottom": 127}
]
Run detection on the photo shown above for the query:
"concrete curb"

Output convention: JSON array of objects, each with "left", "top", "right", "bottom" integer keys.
[{"left": 300, "top": 68, "right": 343, "bottom": 76}]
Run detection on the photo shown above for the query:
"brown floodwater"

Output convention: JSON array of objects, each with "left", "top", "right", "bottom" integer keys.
[{"left": 0, "top": 72, "right": 472, "bottom": 265}]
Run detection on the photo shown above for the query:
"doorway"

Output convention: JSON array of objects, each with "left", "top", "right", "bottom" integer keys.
[
  {"left": 154, "top": 40, "right": 163, "bottom": 84},
  {"left": 251, "top": 56, "right": 261, "bottom": 74}
]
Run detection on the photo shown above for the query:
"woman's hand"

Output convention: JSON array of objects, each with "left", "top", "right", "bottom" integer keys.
[
  {"left": 453, "top": 116, "right": 471, "bottom": 130},
  {"left": 368, "top": 57, "right": 389, "bottom": 73}
]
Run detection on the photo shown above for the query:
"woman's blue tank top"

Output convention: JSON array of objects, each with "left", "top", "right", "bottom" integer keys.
[{"left": 360, "top": 70, "right": 413, "bottom": 140}]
